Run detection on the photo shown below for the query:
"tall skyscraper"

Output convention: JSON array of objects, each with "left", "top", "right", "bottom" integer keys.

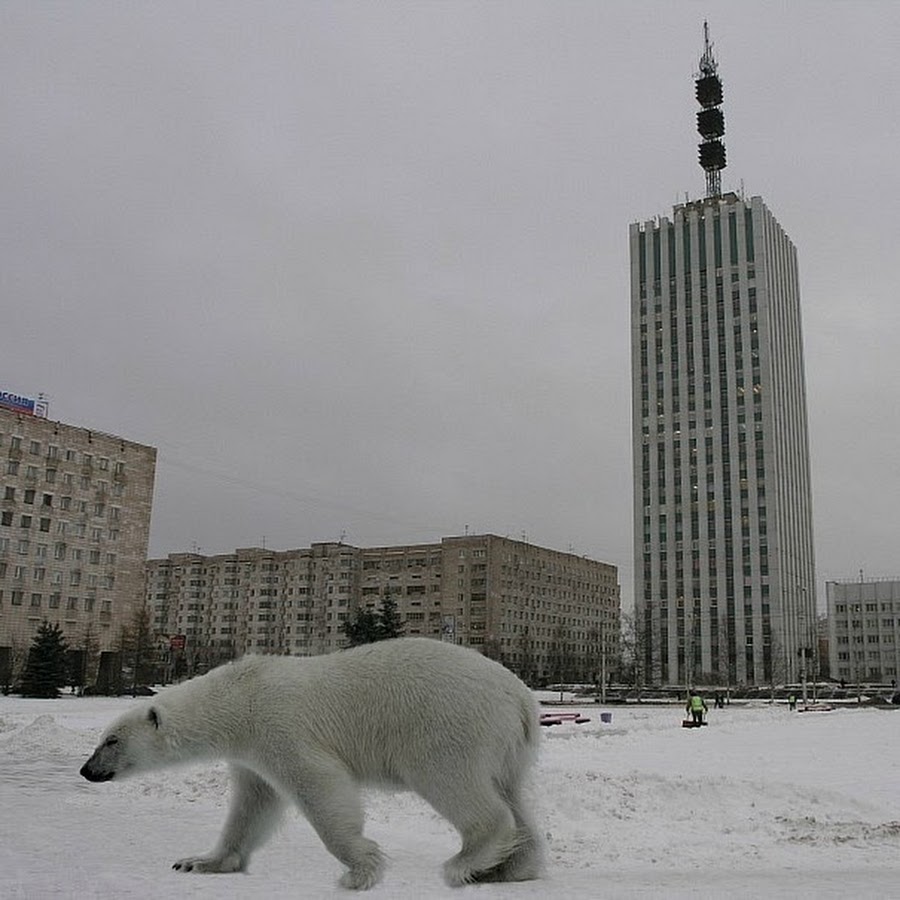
[{"left": 629, "top": 27, "right": 816, "bottom": 687}]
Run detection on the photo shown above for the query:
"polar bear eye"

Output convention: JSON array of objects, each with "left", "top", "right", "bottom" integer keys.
[{"left": 105, "top": 736, "right": 118, "bottom": 748}]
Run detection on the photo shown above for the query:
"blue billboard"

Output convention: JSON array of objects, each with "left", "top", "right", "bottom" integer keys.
[{"left": 0, "top": 388, "right": 48, "bottom": 417}]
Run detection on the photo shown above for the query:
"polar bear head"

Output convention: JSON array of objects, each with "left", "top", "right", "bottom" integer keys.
[{"left": 80, "top": 704, "right": 172, "bottom": 782}]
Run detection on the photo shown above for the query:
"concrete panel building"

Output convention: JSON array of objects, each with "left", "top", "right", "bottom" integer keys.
[
  {"left": 146, "top": 534, "right": 620, "bottom": 686},
  {"left": 827, "top": 578, "right": 900, "bottom": 684},
  {"left": 0, "top": 406, "right": 156, "bottom": 683}
]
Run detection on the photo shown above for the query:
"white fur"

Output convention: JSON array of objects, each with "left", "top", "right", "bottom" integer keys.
[{"left": 81, "top": 637, "right": 543, "bottom": 889}]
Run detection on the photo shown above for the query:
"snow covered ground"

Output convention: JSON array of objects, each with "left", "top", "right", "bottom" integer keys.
[{"left": 1, "top": 691, "right": 898, "bottom": 899}]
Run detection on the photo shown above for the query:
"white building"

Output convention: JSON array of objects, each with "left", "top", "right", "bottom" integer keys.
[{"left": 827, "top": 578, "right": 900, "bottom": 684}]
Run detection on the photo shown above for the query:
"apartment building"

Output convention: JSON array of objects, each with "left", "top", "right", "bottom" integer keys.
[
  {"left": 146, "top": 534, "right": 620, "bottom": 686},
  {"left": 827, "top": 578, "right": 900, "bottom": 684},
  {"left": 0, "top": 405, "right": 156, "bottom": 682}
]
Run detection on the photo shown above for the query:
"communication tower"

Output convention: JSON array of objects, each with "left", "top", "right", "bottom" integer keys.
[{"left": 695, "top": 21, "right": 726, "bottom": 197}]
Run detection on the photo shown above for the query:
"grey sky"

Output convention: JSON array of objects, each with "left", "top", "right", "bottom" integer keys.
[{"left": 3, "top": 2, "right": 898, "bottom": 609}]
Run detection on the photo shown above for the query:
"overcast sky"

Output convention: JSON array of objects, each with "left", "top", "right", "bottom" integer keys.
[{"left": 3, "top": 2, "right": 899, "bottom": 609}]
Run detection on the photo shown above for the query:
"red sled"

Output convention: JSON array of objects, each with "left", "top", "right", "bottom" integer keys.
[
  {"left": 682, "top": 719, "right": 708, "bottom": 728},
  {"left": 540, "top": 712, "right": 591, "bottom": 727}
]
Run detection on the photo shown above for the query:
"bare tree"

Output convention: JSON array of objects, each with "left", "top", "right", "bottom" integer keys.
[
  {"left": 481, "top": 637, "right": 504, "bottom": 665},
  {"left": 618, "top": 611, "right": 648, "bottom": 700},
  {"left": 516, "top": 630, "right": 537, "bottom": 687},
  {"left": 117, "top": 604, "right": 156, "bottom": 694},
  {"left": 548, "top": 625, "right": 573, "bottom": 693}
]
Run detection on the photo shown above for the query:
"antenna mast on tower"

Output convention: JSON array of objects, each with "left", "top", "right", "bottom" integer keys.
[{"left": 695, "top": 21, "right": 726, "bottom": 197}]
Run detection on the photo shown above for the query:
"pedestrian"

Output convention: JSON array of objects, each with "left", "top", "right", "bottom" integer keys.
[
  {"left": 686, "top": 689, "right": 708, "bottom": 726},
  {"left": 788, "top": 694, "right": 797, "bottom": 711}
]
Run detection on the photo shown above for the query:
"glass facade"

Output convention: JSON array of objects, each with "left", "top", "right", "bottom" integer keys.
[{"left": 630, "top": 193, "right": 816, "bottom": 686}]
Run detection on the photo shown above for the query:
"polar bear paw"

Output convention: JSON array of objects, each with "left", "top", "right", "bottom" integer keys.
[
  {"left": 172, "top": 852, "right": 244, "bottom": 874},
  {"left": 337, "top": 844, "right": 385, "bottom": 890}
]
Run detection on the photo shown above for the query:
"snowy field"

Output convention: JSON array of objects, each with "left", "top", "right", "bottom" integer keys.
[{"left": 1, "top": 693, "right": 899, "bottom": 899}]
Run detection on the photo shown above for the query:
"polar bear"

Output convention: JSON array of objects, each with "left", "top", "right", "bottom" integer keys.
[{"left": 80, "top": 637, "right": 542, "bottom": 889}]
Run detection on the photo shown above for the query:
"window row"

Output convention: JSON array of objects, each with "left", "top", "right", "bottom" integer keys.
[
  {"left": 0, "top": 435, "right": 127, "bottom": 472},
  {"left": 0, "top": 590, "right": 112, "bottom": 612}
]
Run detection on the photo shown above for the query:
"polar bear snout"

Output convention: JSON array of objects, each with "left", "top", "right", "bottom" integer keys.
[
  {"left": 80, "top": 758, "right": 115, "bottom": 782},
  {"left": 81, "top": 735, "right": 123, "bottom": 782}
]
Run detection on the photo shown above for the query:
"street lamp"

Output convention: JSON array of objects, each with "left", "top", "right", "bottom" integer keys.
[{"left": 799, "top": 589, "right": 809, "bottom": 709}]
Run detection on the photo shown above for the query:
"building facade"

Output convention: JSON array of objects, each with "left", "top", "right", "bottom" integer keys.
[
  {"left": 630, "top": 193, "right": 816, "bottom": 686},
  {"left": 0, "top": 408, "right": 157, "bottom": 683},
  {"left": 146, "top": 534, "right": 620, "bottom": 686},
  {"left": 827, "top": 578, "right": 900, "bottom": 684}
]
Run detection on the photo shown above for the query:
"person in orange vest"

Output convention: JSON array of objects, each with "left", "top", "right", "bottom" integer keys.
[{"left": 686, "top": 690, "right": 708, "bottom": 726}]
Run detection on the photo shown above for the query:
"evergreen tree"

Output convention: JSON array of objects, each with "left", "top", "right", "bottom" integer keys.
[
  {"left": 342, "top": 607, "right": 383, "bottom": 647},
  {"left": 377, "top": 593, "right": 405, "bottom": 640},
  {"left": 19, "top": 621, "right": 69, "bottom": 698},
  {"left": 342, "top": 593, "right": 405, "bottom": 647}
]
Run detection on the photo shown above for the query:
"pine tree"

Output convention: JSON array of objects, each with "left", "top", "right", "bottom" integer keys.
[
  {"left": 377, "top": 593, "right": 405, "bottom": 640},
  {"left": 19, "top": 621, "right": 69, "bottom": 698},
  {"left": 342, "top": 607, "right": 383, "bottom": 647},
  {"left": 342, "top": 593, "right": 405, "bottom": 647}
]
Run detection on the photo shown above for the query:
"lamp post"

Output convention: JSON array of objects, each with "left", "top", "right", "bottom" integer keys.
[
  {"left": 600, "top": 619, "right": 608, "bottom": 705},
  {"left": 800, "top": 589, "right": 809, "bottom": 709}
]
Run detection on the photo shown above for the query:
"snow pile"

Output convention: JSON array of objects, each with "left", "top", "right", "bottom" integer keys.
[{"left": 0, "top": 713, "right": 90, "bottom": 756}]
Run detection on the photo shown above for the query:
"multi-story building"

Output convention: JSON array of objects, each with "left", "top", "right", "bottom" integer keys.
[
  {"left": 146, "top": 534, "right": 620, "bottom": 686},
  {"left": 0, "top": 404, "right": 157, "bottom": 684},
  {"left": 630, "top": 31, "right": 815, "bottom": 687},
  {"left": 827, "top": 578, "right": 900, "bottom": 684}
]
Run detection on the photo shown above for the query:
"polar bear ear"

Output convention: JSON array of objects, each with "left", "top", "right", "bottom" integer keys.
[{"left": 148, "top": 707, "right": 160, "bottom": 729}]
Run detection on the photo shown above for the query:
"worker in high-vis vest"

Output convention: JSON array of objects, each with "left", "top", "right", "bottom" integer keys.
[{"left": 686, "top": 690, "right": 708, "bottom": 725}]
